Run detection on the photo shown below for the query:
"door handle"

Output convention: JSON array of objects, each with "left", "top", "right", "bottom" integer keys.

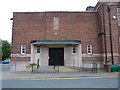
[{"left": 48, "top": 57, "right": 50, "bottom": 59}]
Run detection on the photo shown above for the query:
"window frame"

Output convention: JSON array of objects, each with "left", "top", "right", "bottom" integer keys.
[
  {"left": 21, "top": 45, "right": 26, "bottom": 54},
  {"left": 87, "top": 45, "right": 92, "bottom": 54},
  {"left": 37, "top": 46, "right": 40, "bottom": 54},
  {"left": 117, "top": 8, "right": 120, "bottom": 26},
  {"left": 72, "top": 46, "right": 76, "bottom": 54}
]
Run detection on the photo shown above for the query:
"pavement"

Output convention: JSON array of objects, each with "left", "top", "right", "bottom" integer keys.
[
  {"left": 2, "top": 69, "right": 119, "bottom": 80},
  {"left": 1, "top": 64, "right": 119, "bottom": 80}
]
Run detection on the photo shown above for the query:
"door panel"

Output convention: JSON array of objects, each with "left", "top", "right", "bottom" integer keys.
[{"left": 49, "top": 48, "right": 64, "bottom": 66}]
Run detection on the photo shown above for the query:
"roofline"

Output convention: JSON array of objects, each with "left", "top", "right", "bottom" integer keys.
[
  {"left": 98, "top": 0, "right": 120, "bottom": 3},
  {"left": 94, "top": 2, "right": 120, "bottom": 11},
  {"left": 13, "top": 11, "right": 97, "bottom": 14}
]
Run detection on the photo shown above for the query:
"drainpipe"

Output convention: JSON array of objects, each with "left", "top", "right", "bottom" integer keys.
[
  {"left": 107, "top": 6, "right": 114, "bottom": 65},
  {"left": 102, "top": 5, "right": 108, "bottom": 64}
]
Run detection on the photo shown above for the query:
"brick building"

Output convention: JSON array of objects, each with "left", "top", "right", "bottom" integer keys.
[
  {"left": 0, "top": 39, "right": 2, "bottom": 61},
  {"left": 11, "top": 0, "right": 120, "bottom": 71}
]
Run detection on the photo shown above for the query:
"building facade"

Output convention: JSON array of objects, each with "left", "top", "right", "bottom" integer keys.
[
  {"left": 0, "top": 39, "right": 2, "bottom": 61},
  {"left": 11, "top": 0, "right": 120, "bottom": 71}
]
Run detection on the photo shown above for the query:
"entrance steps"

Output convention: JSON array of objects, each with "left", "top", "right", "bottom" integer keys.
[
  {"left": 55, "top": 66, "right": 81, "bottom": 72},
  {"left": 33, "top": 66, "right": 87, "bottom": 73},
  {"left": 34, "top": 66, "right": 56, "bottom": 73}
]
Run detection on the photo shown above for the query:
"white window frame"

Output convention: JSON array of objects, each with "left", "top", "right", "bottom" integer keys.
[
  {"left": 72, "top": 46, "right": 76, "bottom": 54},
  {"left": 21, "top": 45, "right": 26, "bottom": 54},
  {"left": 87, "top": 45, "right": 92, "bottom": 54},
  {"left": 53, "top": 17, "right": 59, "bottom": 30},
  {"left": 117, "top": 8, "right": 120, "bottom": 26},
  {"left": 37, "top": 46, "right": 40, "bottom": 53}
]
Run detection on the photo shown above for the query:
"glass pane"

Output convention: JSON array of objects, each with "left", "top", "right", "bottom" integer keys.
[
  {"left": 73, "top": 51, "right": 76, "bottom": 53},
  {"left": 88, "top": 51, "right": 91, "bottom": 53},
  {"left": 37, "top": 51, "right": 40, "bottom": 53},
  {"left": 118, "top": 8, "right": 120, "bottom": 13},
  {"left": 88, "top": 48, "right": 91, "bottom": 50},
  {"left": 22, "top": 50, "right": 25, "bottom": 53},
  {"left": 88, "top": 45, "right": 90, "bottom": 47},
  {"left": 118, "top": 15, "right": 120, "bottom": 25}
]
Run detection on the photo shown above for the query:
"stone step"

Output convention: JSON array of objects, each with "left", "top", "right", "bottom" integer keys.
[
  {"left": 34, "top": 66, "right": 83, "bottom": 73},
  {"left": 56, "top": 66, "right": 83, "bottom": 72},
  {"left": 33, "top": 66, "right": 56, "bottom": 73}
]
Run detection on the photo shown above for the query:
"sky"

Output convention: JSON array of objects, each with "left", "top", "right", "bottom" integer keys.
[{"left": 0, "top": 0, "right": 99, "bottom": 43}]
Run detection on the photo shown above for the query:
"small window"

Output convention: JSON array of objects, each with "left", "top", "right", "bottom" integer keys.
[
  {"left": 37, "top": 46, "right": 40, "bottom": 53},
  {"left": 87, "top": 45, "right": 92, "bottom": 54},
  {"left": 117, "top": 8, "right": 120, "bottom": 26},
  {"left": 53, "top": 17, "right": 59, "bottom": 30},
  {"left": 72, "top": 46, "right": 76, "bottom": 54},
  {"left": 21, "top": 45, "right": 26, "bottom": 54}
]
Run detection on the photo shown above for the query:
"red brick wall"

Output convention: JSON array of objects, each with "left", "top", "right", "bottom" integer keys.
[
  {"left": 11, "top": 57, "right": 30, "bottom": 61},
  {"left": 83, "top": 57, "right": 103, "bottom": 62},
  {"left": 11, "top": 3, "right": 119, "bottom": 63},
  {"left": 12, "top": 12, "right": 100, "bottom": 54},
  {"left": 12, "top": 12, "right": 46, "bottom": 54},
  {"left": 45, "top": 12, "right": 68, "bottom": 40},
  {"left": 96, "top": 4, "right": 119, "bottom": 64}
]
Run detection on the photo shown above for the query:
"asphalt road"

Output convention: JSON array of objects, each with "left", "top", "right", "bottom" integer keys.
[{"left": 2, "top": 77, "right": 118, "bottom": 88}]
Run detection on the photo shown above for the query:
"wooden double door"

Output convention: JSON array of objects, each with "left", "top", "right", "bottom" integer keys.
[{"left": 49, "top": 48, "right": 64, "bottom": 66}]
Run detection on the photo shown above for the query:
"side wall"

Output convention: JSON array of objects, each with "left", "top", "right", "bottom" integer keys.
[{"left": 96, "top": 3, "right": 119, "bottom": 64}]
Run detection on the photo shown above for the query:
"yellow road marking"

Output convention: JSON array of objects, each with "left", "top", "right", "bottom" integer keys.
[{"left": 29, "top": 76, "right": 118, "bottom": 80}]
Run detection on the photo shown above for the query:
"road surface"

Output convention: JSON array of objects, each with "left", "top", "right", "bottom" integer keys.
[{"left": 2, "top": 77, "right": 118, "bottom": 88}]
